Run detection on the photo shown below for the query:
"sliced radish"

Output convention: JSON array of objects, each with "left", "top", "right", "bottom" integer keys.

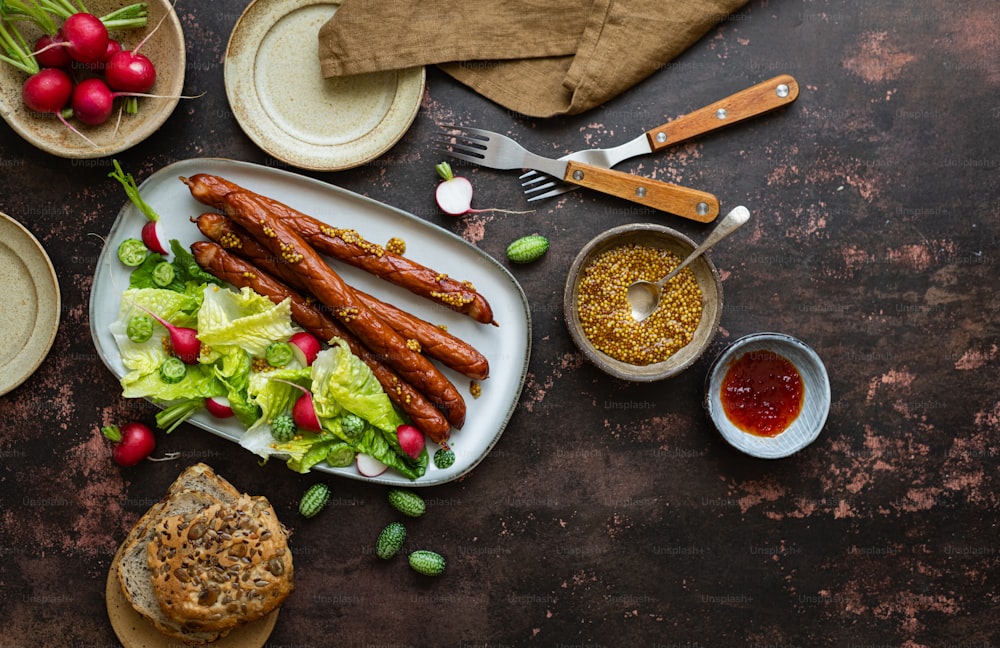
[
  {"left": 434, "top": 161, "right": 533, "bottom": 217},
  {"left": 435, "top": 168, "right": 475, "bottom": 216},
  {"left": 141, "top": 220, "right": 170, "bottom": 255},
  {"left": 356, "top": 453, "right": 388, "bottom": 477},
  {"left": 204, "top": 396, "right": 234, "bottom": 418},
  {"left": 289, "top": 331, "right": 321, "bottom": 366},
  {"left": 396, "top": 424, "right": 425, "bottom": 459}
]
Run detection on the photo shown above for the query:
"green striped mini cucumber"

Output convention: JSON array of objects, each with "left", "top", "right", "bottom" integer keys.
[
  {"left": 408, "top": 550, "right": 446, "bottom": 576},
  {"left": 387, "top": 488, "right": 425, "bottom": 517},
  {"left": 506, "top": 234, "right": 549, "bottom": 263},
  {"left": 376, "top": 522, "right": 407, "bottom": 560},
  {"left": 298, "top": 483, "right": 330, "bottom": 518}
]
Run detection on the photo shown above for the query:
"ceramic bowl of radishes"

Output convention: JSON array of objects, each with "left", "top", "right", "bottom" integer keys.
[{"left": 0, "top": 0, "right": 185, "bottom": 159}]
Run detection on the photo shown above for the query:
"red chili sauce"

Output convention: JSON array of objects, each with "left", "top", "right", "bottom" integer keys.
[{"left": 720, "top": 350, "right": 804, "bottom": 437}]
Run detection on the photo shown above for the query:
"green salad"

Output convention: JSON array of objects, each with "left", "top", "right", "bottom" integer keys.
[{"left": 109, "top": 240, "right": 428, "bottom": 480}]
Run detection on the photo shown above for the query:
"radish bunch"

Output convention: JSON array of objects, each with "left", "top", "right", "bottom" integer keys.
[{"left": 0, "top": 1, "right": 161, "bottom": 142}]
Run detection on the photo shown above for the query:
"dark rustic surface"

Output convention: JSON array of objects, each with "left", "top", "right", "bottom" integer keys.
[{"left": 2, "top": 1, "right": 998, "bottom": 646}]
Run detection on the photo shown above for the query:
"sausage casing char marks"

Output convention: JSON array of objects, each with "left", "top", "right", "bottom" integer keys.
[
  {"left": 218, "top": 189, "right": 467, "bottom": 429},
  {"left": 190, "top": 241, "right": 453, "bottom": 443},
  {"left": 193, "top": 212, "right": 489, "bottom": 381},
  {"left": 181, "top": 174, "right": 495, "bottom": 325}
]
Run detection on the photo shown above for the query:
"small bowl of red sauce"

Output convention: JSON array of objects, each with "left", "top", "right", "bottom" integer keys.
[{"left": 704, "top": 332, "right": 830, "bottom": 458}]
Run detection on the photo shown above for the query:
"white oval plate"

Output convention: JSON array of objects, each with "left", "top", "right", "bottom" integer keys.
[
  {"left": 88, "top": 158, "right": 531, "bottom": 486},
  {"left": 704, "top": 332, "right": 830, "bottom": 459},
  {"left": 225, "top": 0, "right": 425, "bottom": 171},
  {"left": 0, "top": 0, "right": 185, "bottom": 159},
  {"left": 0, "top": 213, "right": 60, "bottom": 395}
]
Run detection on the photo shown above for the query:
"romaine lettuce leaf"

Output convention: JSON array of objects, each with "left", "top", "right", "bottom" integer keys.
[
  {"left": 311, "top": 339, "right": 404, "bottom": 434},
  {"left": 111, "top": 287, "right": 214, "bottom": 400},
  {"left": 245, "top": 367, "right": 311, "bottom": 429},
  {"left": 212, "top": 347, "right": 260, "bottom": 427},
  {"left": 121, "top": 359, "right": 223, "bottom": 401},
  {"left": 197, "top": 285, "right": 298, "bottom": 358}
]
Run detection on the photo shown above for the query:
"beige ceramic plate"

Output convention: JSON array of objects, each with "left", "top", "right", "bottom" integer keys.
[
  {"left": 0, "top": 212, "right": 60, "bottom": 395},
  {"left": 105, "top": 540, "right": 279, "bottom": 648},
  {"left": 0, "top": 0, "right": 185, "bottom": 159},
  {"left": 225, "top": 0, "right": 425, "bottom": 171}
]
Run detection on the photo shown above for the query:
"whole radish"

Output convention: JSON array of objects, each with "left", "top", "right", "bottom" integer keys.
[
  {"left": 135, "top": 304, "right": 201, "bottom": 364},
  {"left": 21, "top": 68, "right": 97, "bottom": 145},
  {"left": 102, "top": 422, "right": 156, "bottom": 466},
  {"left": 292, "top": 391, "right": 322, "bottom": 433},
  {"left": 80, "top": 39, "right": 123, "bottom": 72},
  {"left": 33, "top": 35, "right": 72, "bottom": 68},
  {"left": 434, "top": 162, "right": 533, "bottom": 217},
  {"left": 22, "top": 68, "right": 73, "bottom": 114},
  {"left": 396, "top": 424, "right": 425, "bottom": 459},
  {"left": 105, "top": 8, "right": 166, "bottom": 93},
  {"left": 60, "top": 13, "right": 110, "bottom": 64},
  {"left": 104, "top": 48, "right": 156, "bottom": 93},
  {"left": 71, "top": 78, "right": 114, "bottom": 125},
  {"left": 273, "top": 378, "right": 322, "bottom": 432}
]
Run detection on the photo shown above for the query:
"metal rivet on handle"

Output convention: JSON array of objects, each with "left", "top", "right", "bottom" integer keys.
[
  {"left": 776, "top": 84, "right": 790, "bottom": 98},
  {"left": 696, "top": 202, "right": 710, "bottom": 216},
  {"left": 716, "top": 108, "right": 728, "bottom": 120},
  {"left": 655, "top": 132, "right": 668, "bottom": 144},
  {"left": 635, "top": 187, "right": 648, "bottom": 198},
  {"left": 572, "top": 170, "right": 585, "bottom": 181}
]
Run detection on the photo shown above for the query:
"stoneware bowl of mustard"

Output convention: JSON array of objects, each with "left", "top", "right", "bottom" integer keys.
[
  {"left": 704, "top": 332, "right": 831, "bottom": 459},
  {"left": 563, "top": 223, "right": 723, "bottom": 381}
]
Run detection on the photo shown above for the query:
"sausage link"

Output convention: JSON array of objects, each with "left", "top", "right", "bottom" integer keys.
[
  {"left": 220, "top": 190, "right": 467, "bottom": 429},
  {"left": 194, "top": 212, "right": 490, "bottom": 380},
  {"left": 181, "top": 174, "right": 496, "bottom": 325},
  {"left": 190, "top": 241, "right": 452, "bottom": 443}
]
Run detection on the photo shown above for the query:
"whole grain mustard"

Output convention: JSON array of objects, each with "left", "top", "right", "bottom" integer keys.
[{"left": 577, "top": 243, "right": 703, "bottom": 366}]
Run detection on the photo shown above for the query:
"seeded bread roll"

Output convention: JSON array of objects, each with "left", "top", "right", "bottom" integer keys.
[
  {"left": 147, "top": 494, "right": 294, "bottom": 634},
  {"left": 117, "top": 488, "right": 231, "bottom": 644}
]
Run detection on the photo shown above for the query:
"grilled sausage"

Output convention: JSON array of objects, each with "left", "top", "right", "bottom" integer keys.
[
  {"left": 193, "top": 212, "right": 490, "bottom": 381},
  {"left": 180, "top": 173, "right": 496, "bottom": 325},
  {"left": 190, "top": 241, "right": 453, "bottom": 443},
  {"left": 219, "top": 190, "right": 467, "bottom": 429}
]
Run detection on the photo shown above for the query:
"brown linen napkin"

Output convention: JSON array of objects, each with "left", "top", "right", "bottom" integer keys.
[{"left": 318, "top": 0, "right": 750, "bottom": 117}]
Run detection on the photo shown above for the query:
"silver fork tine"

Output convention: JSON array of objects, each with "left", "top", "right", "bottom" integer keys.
[
  {"left": 436, "top": 124, "right": 528, "bottom": 171},
  {"left": 526, "top": 186, "right": 573, "bottom": 202},
  {"left": 523, "top": 179, "right": 559, "bottom": 196},
  {"left": 520, "top": 174, "right": 551, "bottom": 187}
]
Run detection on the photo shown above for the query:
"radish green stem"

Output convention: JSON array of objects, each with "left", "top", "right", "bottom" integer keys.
[
  {"left": 0, "top": 0, "right": 58, "bottom": 34},
  {"left": 109, "top": 159, "right": 159, "bottom": 222},
  {"left": 36, "top": 0, "right": 87, "bottom": 19},
  {"left": 0, "top": 17, "right": 40, "bottom": 74},
  {"left": 156, "top": 399, "right": 202, "bottom": 433},
  {"left": 435, "top": 161, "right": 456, "bottom": 182},
  {"left": 99, "top": 3, "right": 148, "bottom": 30}
]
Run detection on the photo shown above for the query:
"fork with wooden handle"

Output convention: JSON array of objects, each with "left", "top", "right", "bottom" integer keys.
[
  {"left": 520, "top": 74, "right": 799, "bottom": 200},
  {"left": 437, "top": 125, "right": 721, "bottom": 223}
]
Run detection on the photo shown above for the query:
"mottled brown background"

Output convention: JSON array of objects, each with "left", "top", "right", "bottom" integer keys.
[{"left": 1, "top": 1, "right": 998, "bottom": 646}]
